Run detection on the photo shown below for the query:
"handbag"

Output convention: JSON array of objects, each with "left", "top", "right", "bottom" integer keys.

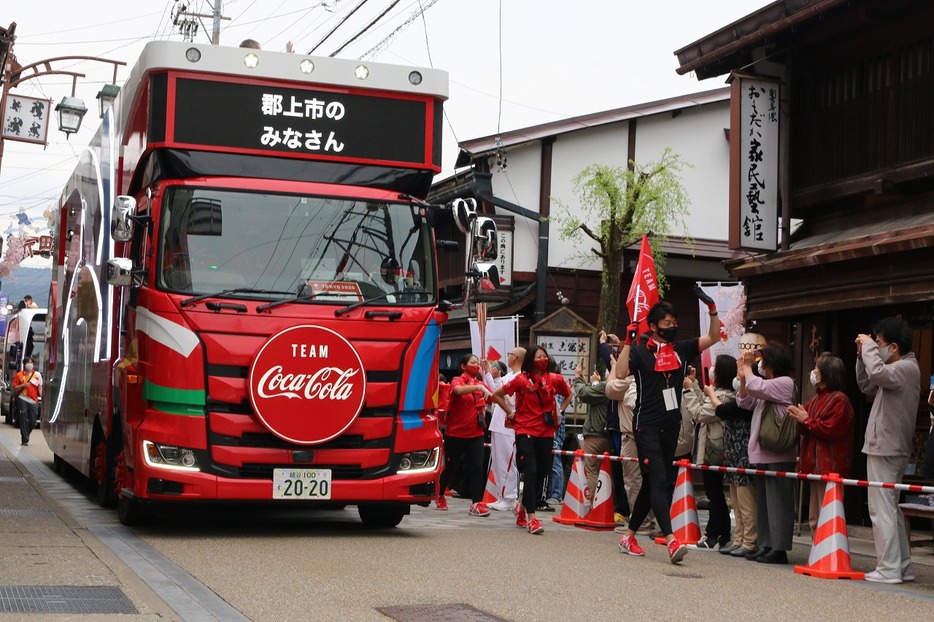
[
  {"left": 704, "top": 432, "right": 725, "bottom": 466},
  {"left": 758, "top": 400, "right": 799, "bottom": 452}
]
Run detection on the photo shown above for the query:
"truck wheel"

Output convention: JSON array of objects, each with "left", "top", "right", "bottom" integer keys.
[
  {"left": 358, "top": 504, "right": 407, "bottom": 528},
  {"left": 94, "top": 438, "right": 115, "bottom": 508},
  {"left": 117, "top": 493, "right": 145, "bottom": 526}
]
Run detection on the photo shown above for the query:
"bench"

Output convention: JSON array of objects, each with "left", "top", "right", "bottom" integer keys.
[{"left": 899, "top": 503, "right": 934, "bottom": 553}]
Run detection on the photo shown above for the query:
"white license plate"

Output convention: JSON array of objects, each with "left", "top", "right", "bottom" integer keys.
[{"left": 272, "top": 468, "right": 332, "bottom": 500}]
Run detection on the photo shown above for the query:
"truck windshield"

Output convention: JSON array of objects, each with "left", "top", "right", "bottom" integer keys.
[{"left": 158, "top": 187, "right": 435, "bottom": 305}]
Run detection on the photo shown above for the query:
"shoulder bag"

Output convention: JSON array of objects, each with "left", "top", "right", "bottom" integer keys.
[{"left": 758, "top": 400, "right": 799, "bottom": 452}]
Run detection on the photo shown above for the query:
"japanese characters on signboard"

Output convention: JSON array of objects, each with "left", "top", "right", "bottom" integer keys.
[
  {"left": 169, "top": 78, "right": 429, "bottom": 166},
  {"left": 730, "top": 75, "right": 780, "bottom": 251},
  {"left": 496, "top": 229, "right": 512, "bottom": 287},
  {"left": 2, "top": 94, "right": 51, "bottom": 145}
]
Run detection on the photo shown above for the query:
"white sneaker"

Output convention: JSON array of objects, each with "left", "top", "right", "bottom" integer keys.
[
  {"left": 488, "top": 499, "right": 513, "bottom": 512},
  {"left": 864, "top": 570, "right": 902, "bottom": 584},
  {"left": 902, "top": 564, "right": 915, "bottom": 582}
]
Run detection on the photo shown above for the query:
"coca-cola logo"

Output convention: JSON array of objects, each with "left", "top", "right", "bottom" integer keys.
[{"left": 249, "top": 325, "right": 366, "bottom": 445}]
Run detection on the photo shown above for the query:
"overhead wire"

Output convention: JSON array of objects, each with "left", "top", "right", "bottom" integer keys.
[
  {"left": 329, "top": 0, "right": 402, "bottom": 57},
  {"left": 308, "top": 0, "right": 371, "bottom": 54}
]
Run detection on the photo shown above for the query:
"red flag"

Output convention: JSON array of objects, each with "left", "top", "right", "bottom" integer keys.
[
  {"left": 486, "top": 344, "right": 502, "bottom": 361},
  {"left": 626, "top": 235, "right": 660, "bottom": 337}
]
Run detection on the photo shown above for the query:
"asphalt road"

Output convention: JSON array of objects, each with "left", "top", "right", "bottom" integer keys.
[{"left": 4, "top": 423, "right": 934, "bottom": 621}]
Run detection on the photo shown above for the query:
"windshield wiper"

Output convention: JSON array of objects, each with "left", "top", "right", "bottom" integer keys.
[
  {"left": 256, "top": 292, "right": 327, "bottom": 313},
  {"left": 180, "top": 288, "right": 293, "bottom": 308},
  {"left": 334, "top": 292, "right": 392, "bottom": 317}
]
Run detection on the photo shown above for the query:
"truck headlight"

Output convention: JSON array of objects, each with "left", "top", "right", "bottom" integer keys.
[
  {"left": 397, "top": 448, "right": 439, "bottom": 474},
  {"left": 143, "top": 440, "right": 201, "bottom": 472}
]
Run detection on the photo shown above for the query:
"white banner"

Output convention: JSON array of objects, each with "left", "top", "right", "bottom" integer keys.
[
  {"left": 697, "top": 283, "right": 745, "bottom": 383},
  {"left": 468, "top": 316, "right": 517, "bottom": 363}
]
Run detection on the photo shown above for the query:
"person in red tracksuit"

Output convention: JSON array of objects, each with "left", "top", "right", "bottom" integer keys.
[
  {"left": 436, "top": 354, "right": 492, "bottom": 517},
  {"left": 490, "top": 345, "right": 570, "bottom": 535}
]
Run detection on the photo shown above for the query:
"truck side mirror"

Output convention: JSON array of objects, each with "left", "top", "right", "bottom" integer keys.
[
  {"left": 111, "top": 195, "right": 138, "bottom": 242},
  {"left": 106, "top": 257, "right": 134, "bottom": 287}
]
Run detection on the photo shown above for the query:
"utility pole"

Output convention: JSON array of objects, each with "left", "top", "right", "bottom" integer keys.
[{"left": 172, "top": 1, "right": 229, "bottom": 45}]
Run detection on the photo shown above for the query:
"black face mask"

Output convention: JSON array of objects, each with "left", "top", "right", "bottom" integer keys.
[{"left": 656, "top": 326, "right": 678, "bottom": 342}]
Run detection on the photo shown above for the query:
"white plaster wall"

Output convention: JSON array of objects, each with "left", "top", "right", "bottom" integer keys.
[
  {"left": 489, "top": 143, "right": 541, "bottom": 273},
  {"left": 481, "top": 99, "right": 730, "bottom": 273},
  {"left": 633, "top": 101, "right": 730, "bottom": 241},
  {"left": 549, "top": 123, "right": 631, "bottom": 271}
]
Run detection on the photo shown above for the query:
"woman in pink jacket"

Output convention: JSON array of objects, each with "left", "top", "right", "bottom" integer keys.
[
  {"left": 735, "top": 344, "right": 797, "bottom": 564},
  {"left": 787, "top": 353, "right": 854, "bottom": 539}
]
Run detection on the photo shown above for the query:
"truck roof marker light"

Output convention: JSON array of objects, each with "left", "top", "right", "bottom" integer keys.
[
  {"left": 243, "top": 52, "right": 260, "bottom": 69},
  {"left": 408, "top": 71, "right": 422, "bottom": 86},
  {"left": 185, "top": 47, "right": 201, "bottom": 63},
  {"left": 354, "top": 64, "right": 369, "bottom": 80},
  {"left": 299, "top": 59, "right": 315, "bottom": 74}
]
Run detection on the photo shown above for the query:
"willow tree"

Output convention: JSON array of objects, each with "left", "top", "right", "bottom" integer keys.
[{"left": 552, "top": 149, "right": 692, "bottom": 334}]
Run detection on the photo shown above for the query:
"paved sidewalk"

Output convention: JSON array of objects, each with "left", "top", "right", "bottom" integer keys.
[{"left": 0, "top": 425, "right": 250, "bottom": 620}]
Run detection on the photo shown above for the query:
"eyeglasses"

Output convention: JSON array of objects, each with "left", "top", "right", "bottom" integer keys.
[{"left": 738, "top": 343, "right": 764, "bottom": 350}]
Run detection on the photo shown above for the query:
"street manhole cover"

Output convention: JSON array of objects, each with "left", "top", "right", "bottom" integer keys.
[
  {"left": 378, "top": 603, "right": 510, "bottom": 621},
  {"left": 0, "top": 586, "right": 137, "bottom": 614}
]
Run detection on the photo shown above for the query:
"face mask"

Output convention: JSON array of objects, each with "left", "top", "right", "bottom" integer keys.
[
  {"left": 732, "top": 377, "right": 740, "bottom": 392},
  {"left": 757, "top": 361, "right": 765, "bottom": 376},
  {"left": 880, "top": 345, "right": 894, "bottom": 363},
  {"left": 534, "top": 358, "right": 550, "bottom": 372},
  {"left": 656, "top": 326, "right": 677, "bottom": 342},
  {"left": 809, "top": 370, "right": 819, "bottom": 386},
  {"left": 465, "top": 363, "right": 480, "bottom": 377},
  {"left": 25, "top": 363, "right": 34, "bottom": 371}
]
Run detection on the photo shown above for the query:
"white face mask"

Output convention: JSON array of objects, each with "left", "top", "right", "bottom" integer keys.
[
  {"left": 24, "top": 363, "right": 34, "bottom": 371},
  {"left": 757, "top": 361, "right": 765, "bottom": 376},
  {"left": 880, "top": 344, "right": 894, "bottom": 363},
  {"left": 732, "top": 377, "right": 740, "bottom": 392},
  {"left": 809, "top": 370, "right": 819, "bottom": 386}
]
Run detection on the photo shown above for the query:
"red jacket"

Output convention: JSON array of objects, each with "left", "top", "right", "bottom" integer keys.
[
  {"left": 797, "top": 388, "right": 854, "bottom": 477},
  {"left": 445, "top": 374, "right": 486, "bottom": 438},
  {"left": 501, "top": 371, "right": 570, "bottom": 438}
]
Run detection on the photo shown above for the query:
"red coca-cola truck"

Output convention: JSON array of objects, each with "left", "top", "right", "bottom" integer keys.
[{"left": 41, "top": 41, "right": 496, "bottom": 526}]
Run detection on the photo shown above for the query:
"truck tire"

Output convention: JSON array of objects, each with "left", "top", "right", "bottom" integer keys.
[
  {"left": 358, "top": 504, "right": 407, "bottom": 528},
  {"left": 118, "top": 493, "right": 145, "bottom": 526}
]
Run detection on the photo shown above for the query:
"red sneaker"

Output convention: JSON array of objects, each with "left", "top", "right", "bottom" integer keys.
[
  {"left": 668, "top": 538, "right": 688, "bottom": 564},
  {"left": 469, "top": 502, "right": 491, "bottom": 517},
  {"left": 515, "top": 505, "right": 528, "bottom": 528},
  {"left": 618, "top": 534, "right": 645, "bottom": 556},
  {"left": 527, "top": 517, "right": 544, "bottom": 535},
  {"left": 436, "top": 495, "right": 448, "bottom": 511}
]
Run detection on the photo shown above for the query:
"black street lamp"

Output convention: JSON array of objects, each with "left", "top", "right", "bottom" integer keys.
[{"left": 55, "top": 96, "right": 88, "bottom": 136}]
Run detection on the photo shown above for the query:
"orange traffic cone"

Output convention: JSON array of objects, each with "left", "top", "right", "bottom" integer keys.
[
  {"left": 794, "top": 475, "right": 864, "bottom": 580},
  {"left": 481, "top": 467, "right": 499, "bottom": 505},
  {"left": 657, "top": 460, "right": 701, "bottom": 545},
  {"left": 576, "top": 453, "right": 616, "bottom": 530},
  {"left": 553, "top": 450, "right": 591, "bottom": 525}
]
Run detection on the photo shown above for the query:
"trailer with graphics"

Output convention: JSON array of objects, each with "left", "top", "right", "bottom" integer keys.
[{"left": 41, "top": 41, "right": 498, "bottom": 526}]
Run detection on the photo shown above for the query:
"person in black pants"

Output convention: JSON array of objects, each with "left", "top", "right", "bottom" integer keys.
[{"left": 608, "top": 290, "right": 721, "bottom": 564}]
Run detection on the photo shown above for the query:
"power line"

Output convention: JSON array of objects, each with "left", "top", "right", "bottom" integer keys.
[
  {"left": 308, "top": 0, "right": 371, "bottom": 54},
  {"left": 329, "top": 0, "right": 401, "bottom": 57}
]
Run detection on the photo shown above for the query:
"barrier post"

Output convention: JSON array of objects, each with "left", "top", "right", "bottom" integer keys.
[
  {"left": 794, "top": 474, "right": 864, "bottom": 580},
  {"left": 553, "top": 449, "right": 591, "bottom": 525}
]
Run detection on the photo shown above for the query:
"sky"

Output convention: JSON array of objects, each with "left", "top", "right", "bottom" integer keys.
[{"left": 0, "top": 0, "right": 772, "bottom": 233}]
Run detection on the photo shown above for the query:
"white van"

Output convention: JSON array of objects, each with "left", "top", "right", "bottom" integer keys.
[{"left": 1, "top": 307, "right": 47, "bottom": 426}]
